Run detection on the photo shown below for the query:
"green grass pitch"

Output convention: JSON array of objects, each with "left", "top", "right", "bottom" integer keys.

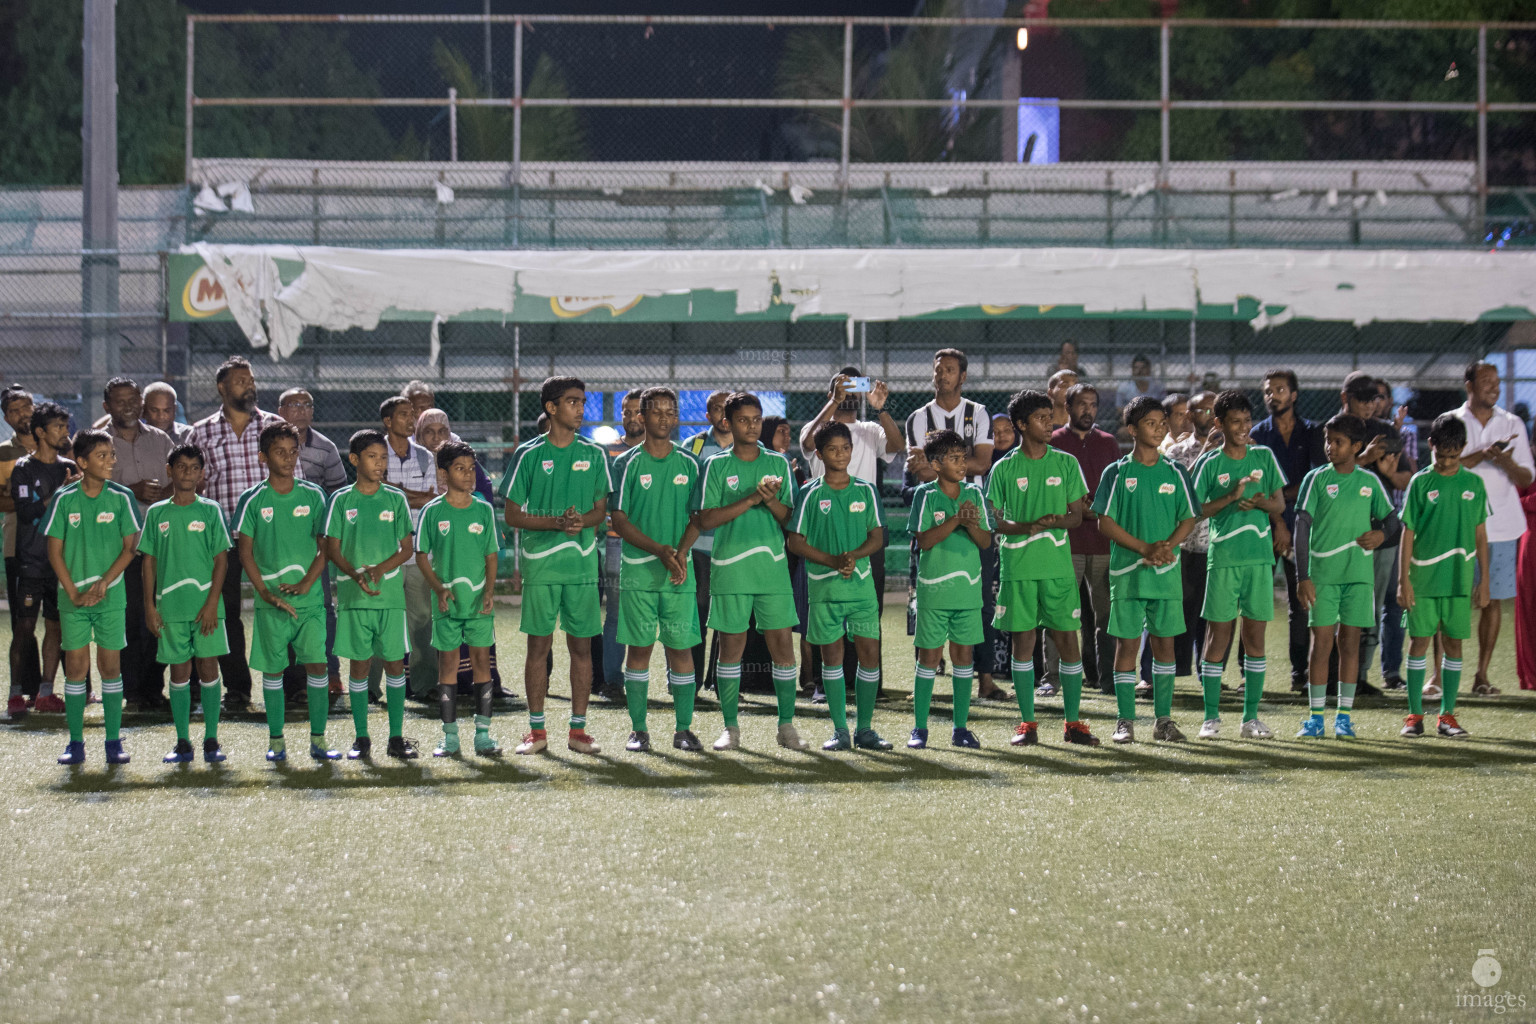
[{"left": 1, "top": 606, "right": 1533, "bottom": 1023}]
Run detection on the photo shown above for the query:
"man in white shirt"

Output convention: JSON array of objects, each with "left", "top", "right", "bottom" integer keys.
[
  {"left": 1451, "top": 361, "right": 1534, "bottom": 694},
  {"left": 800, "top": 368, "right": 903, "bottom": 485}
]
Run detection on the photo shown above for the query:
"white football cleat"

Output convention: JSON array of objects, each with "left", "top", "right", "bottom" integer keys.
[
  {"left": 776, "top": 723, "right": 810, "bottom": 751},
  {"left": 712, "top": 727, "right": 740, "bottom": 751},
  {"left": 1197, "top": 718, "right": 1221, "bottom": 740},
  {"left": 1239, "top": 718, "right": 1273, "bottom": 739}
]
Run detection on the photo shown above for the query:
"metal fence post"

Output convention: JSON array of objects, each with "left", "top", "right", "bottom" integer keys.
[
  {"left": 1477, "top": 24, "right": 1488, "bottom": 239},
  {"left": 483, "top": 0, "right": 494, "bottom": 97},
  {"left": 449, "top": 87, "right": 458, "bottom": 162},
  {"left": 512, "top": 19, "right": 523, "bottom": 182},
  {"left": 840, "top": 19, "right": 853, "bottom": 188},
  {"left": 184, "top": 16, "right": 195, "bottom": 183},
  {"left": 1159, "top": 20, "right": 1171, "bottom": 244},
  {"left": 84, "top": 0, "right": 120, "bottom": 405}
]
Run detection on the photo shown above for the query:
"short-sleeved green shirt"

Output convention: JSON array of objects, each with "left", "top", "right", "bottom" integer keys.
[
  {"left": 1192, "top": 444, "right": 1287, "bottom": 568},
  {"left": 911, "top": 480, "right": 992, "bottom": 610},
  {"left": 324, "top": 483, "right": 412, "bottom": 610},
  {"left": 609, "top": 443, "right": 702, "bottom": 593},
  {"left": 985, "top": 446, "right": 1088, "bottom": 582},
  {"left": 1401, "top": 466, "right": 1488, "bottom": 596},
  {"left": 1090, "top": 454, "right": 1198, "bottom": 599},
  {"left": 1295, "top": 464, "right": 1394, "bottom": 586},
  {"left": 498, "top": 434, "right": 612, "bottom": 586},
  {"left": 415, "top": 493, "right": 500, "bottom": 618},
  {"left": 789, "top": 476, "right": 884, "bottom": 602},
  {"left": 138, "top": 496, "right": 231, "bottom": 621},
  {"left": 701, "top": 446, "right": 796, "bottom": 596},
  {"left": 235, "top": 479, "right": 329, "bottom": 611},
  {"left": 42, "top": 480, "right": 142, "bottom": 612}
]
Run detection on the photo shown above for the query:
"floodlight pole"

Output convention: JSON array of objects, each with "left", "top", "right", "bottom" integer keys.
[
  {"left": 1158, "top": 20, "right": 1171, "bottom": 244},
  {"left": 83, "top": 0, "right": 120, "bottom": 404},
  {"left": 1476, "top": 24, "right": 1487, "bottom": 238}
]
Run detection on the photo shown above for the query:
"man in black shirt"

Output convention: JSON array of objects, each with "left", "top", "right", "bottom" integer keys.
[{"left": 8, "top": 402, "right": 77, "bottom": 715}]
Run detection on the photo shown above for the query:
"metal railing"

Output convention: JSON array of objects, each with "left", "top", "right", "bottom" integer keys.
[{"left": 185, "top": 14, "right": 1536, "bottom": 208}]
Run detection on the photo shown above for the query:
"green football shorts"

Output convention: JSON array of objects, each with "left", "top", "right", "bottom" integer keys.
[
  {"left": 617, "top": 588, "right": 702, "bottom": 650},
  {"left": 431, "top": 613, "right": 496, "bottom": 651},
  {"left": 707, "top": 592, "right": 799, "bottom": 634},
  {"left": 520, "top": 583, "right": 601, "bottom": 638},
  {"left": 806, "top": 594, "right": 882, "bottom": 646},
  {"left": 914, "top": 603, "right": 983, "bottom": 649},
  {"left": 1307, "top": 582, "right": 1374, "bottom": 629},
  {"left": 59, "top": 605, "right": 126, "bottom": 652},
  {"left": 335, "top": 607, "right": 409, "bottom": 661},
  {"left": 156, "top": 618, "right": 230, "bottom": 666},
  {"left": 993, "top": 577, "right": 1081, "bottom": 633},
  {"left": 1202, "top": 563, "right": 1275, "bottom": 623},
  {"left": 1107, "top": 591, "right": 1184, "bottom": 639},
  {"left": 250, "top": 605, "right": 326, "bottom": 674},
  {"left": 1405, "top": 594, "right": 1472, "bottom": 640}
]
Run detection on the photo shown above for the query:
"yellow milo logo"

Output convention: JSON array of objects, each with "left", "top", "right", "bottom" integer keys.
[{"left": 181, "top": 266, "right": 227, "bottom": 319}]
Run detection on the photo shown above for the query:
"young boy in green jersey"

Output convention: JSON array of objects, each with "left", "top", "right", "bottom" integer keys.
[
  {"left": 1294, "top": 413, "right": 1399, "bottom": 738},
  {"left": 1190, "top": 390, "right": 1287, "bottom": 740},
  {"left": 236, "top": 422, "right": 339, "bottom": 763},
  {"left": 141, "top": 444, "right": 231, "bottom": 764},
  {"left": 325, "top": 429, "right": 419, "bottom": 760},
  {"left": 908, "top": 429, "right": 993, "bottom": 749},
  {"left": 786, "top": 421, "right": 891, "bottom": 752},
  {"left": 1397, "top": 413, "right": 1489, "bottom": 739},
  {"left": 500, "top": 375, "right": 611, "bottom": 756},
  {"left": 697, "top": 392, "right": 803, "bottom": 751},
  {"left": 1091, "top": 396, "right": 1198, "bottom": 746},
  {"left": 609, "top": 387, "right": 707, "bottom": 753},
  {"left": 415, "top": 440, "right": 502, "bottom": 758},
  {"left": 987, "top": 390, "right": 1092, "bottom": 747},
  {"left": 44, "top": 429, "right": 142, "bottom": 765}
]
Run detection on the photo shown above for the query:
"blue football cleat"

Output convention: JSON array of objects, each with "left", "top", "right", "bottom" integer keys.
[
  {"left": 951, "top": 728, "right": 981, "bottom": 748},
  {"left": 163, "top": 740, "right": 195, "bottom": 764},
  {"left": 1296, "top": 715, "right": 1326, "bottom": 738},
  {"left": 1333, "top": 714, "right": 1357, "bottom": 739},
  {"left": 202, "top": 740, "right": 226, "bottom": 763},
  {"left": 907, "top": 728, "right": 928, "bottom": 749},
  {"left": 104, "top": 740, "right": 130, "bottom": 764},
  {"left": 853, "top": 728, "right": 893, "bottom": 750},
  {"left": 266, "top": 746, "right": 287, "bottom": 762},
  {"left": 822, "top": 729, "right": 853, "bottom": 751},
  {"left": 310, "top": 742, "right": 343, "bottom": 761},
  {"left": 57, "top": 741, "right": 86, "bottom": 765}
]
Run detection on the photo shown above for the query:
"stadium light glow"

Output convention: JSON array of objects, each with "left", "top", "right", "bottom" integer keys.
[{"left": 1016, "top": 28, "right": 1028, "bottom": 50}]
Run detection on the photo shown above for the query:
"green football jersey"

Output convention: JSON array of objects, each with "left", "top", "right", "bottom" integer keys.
[
  {"left": 235, "top": 479, "right": 328, "bottom": 611},
  {"left": 415, "top": 493, "right": 500, "bottom": 618},
  {"left": 701, "top": 446, "right": 797, "bottom": 596},
  {"left": 1402, "top": 466, "right": 1487, "bottom": 597},
  {"left": 911, "top": 480, "right": 992, "bottom": 610},
  {"left": 790, "top": 476, "right": 884, "bottom": 602},
  {"left": 1295, "top": 464, "right": 1393, "bottom": 586},
  {"left": 324, "top": 483, "right": 412, "bottom": 610},
  {"left": 1192, "top": 444, "right": 1287, "bottom": 568},
  {"left": 609, "top": 443, "right": 702, "bottom": 592},
  {"left": 137, "top": 496, "right": 231, "bottom": 621},
  {"left": 499, "top": 434, "right": 611, "bottom": 586},
  {"left": 1090, "top": 454, "right": 1198, "bottom": 599},
  {"left": 985, "top": 446, "right": 1088, "bottom": 581},
  {"left": 42, "top": 480, "right": 143, "bottom": 613}
]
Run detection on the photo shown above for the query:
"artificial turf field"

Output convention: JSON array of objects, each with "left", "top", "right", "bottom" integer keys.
[{"left": 1, "top": 603, "right": 1533, "bottom": 1024}]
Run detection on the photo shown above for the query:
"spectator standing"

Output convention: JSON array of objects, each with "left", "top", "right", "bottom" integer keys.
[
  {"left": 277, "top": 386, "right": 348, "bottom": 698},
  {"left": 1045, "top": 383, "right": 1120, "bottom": 692},
  {"left": 189, "top": 355, "right": 291, "bottom": 715},
  {"left": 1451, "top": 361, "right": 1534, "bottom": 694},
  {"left": 142, "top": 382, "right": 193, "bottom": 443},
  {"left": 1162, "top": 393, "right": 1221, "bottom": 681},
  {"left": 1518, "top": 482, "right": 1536, "bottom": 690},
  {"left": 1250, "top": 370, "right": 1326, "bottom": 692},
  {"left": 990, "top": 413, "right": 1016, "bottom": 464},
  {"left": 1114, "top": 353, "right": 1167, "bottom": 413},
  {"left": 1342, "top": 371, "right": 1410, "bottom": 693},
  {"left": 379, "top": 395, "right": 439, "bottom": 700},
  {"left": 416, "top": 408, "right": 494, "bottom": 502},
  {"left": 1374, "top": 377, "right": 1418, "bottom": 688},
  {"left": 403, "top": 380, "right": 439, "bottom": 422},
  {"left": 1047, "top": 369, "right": 1078, "bottom": 429},
  {"left": 681, "top": 390, "right": 734, "bottom": 689},
  {"left": 1054, "top": 340, "right": 1081, "bottom": 376},
  {"left": 596, "top": 390, "right": 645, "bottom": 701},
  {"left": 102, "top": 377, "right": 175, "bottom": 709},
  {"left": 0, "top": 386, "right": 40, "bottom": 702},
  {"left": 902, "top": 349, "right": 1007, "bottom": 700}
]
